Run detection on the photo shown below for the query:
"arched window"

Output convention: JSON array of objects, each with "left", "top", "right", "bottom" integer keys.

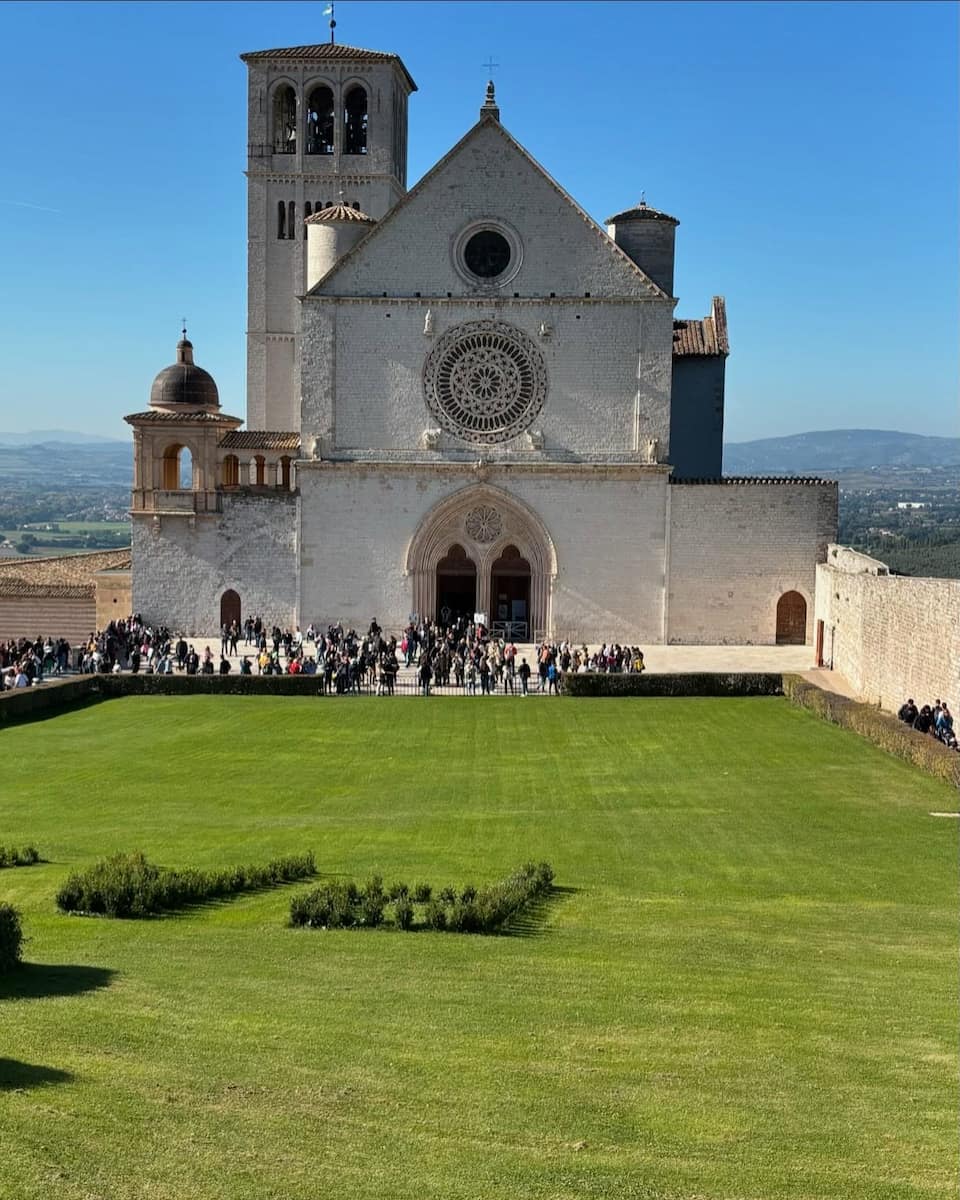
[
  {"left": 254, "top": 455, "right": 266, "bottom": 486},
  {"left": 279, "top": 456, "right": 292, "bottom": 489},
  {"left": 288, "top": 201, "right": 296, "bottom": 239},
  {"left": 161, "top": 444, "right": 193, "bottom": 490},
  {"left": 306, "top": 85, "right": 335, "bottom": 155},
  {"left": 277, "top": 201, "right": 286, "bottom": 240},
  {"left": 221, "top": 455, "right": 239, "bottom": 487},
  {"left": 343, "top": 85, "right": 368, "bottom": 155},
  {"left": 273, "top": 85, "right": 297, "bottom": 153}
]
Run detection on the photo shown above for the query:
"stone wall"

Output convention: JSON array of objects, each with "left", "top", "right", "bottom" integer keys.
[
  {"left": 297, "top": 462, "right": 669, "bottom": 642},
  {"left": 667, "top": 481, "right": 837, "bottom": 644},
  {"left": 131, "top": 492, "right": 298, "bottom": 634},
  {"left": 814, "top": 545, "right": 960, "bottom": 710}
]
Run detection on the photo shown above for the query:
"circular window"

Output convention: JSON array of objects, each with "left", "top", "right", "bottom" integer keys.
[
  {"left": 453, "top": 220, "right": 523, "bottom": 287},
  {"left": 463, "top": 230, "right": 511, "bottom": 279},
  {"left": 423, "top": 320, "right": 547, "bottom": 445}
]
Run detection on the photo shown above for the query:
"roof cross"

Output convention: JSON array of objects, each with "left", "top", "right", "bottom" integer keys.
[{"left": 482, "top": 56, "right": 499, "bottom": 76}]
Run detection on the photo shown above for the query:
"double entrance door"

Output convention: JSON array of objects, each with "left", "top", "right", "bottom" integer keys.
[{"left": 435, "top": 543, "right": 531, "bottom": 635}]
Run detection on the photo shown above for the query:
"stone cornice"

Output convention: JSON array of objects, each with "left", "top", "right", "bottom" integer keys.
[
  {"left": 300, "top": 294, "right": 674, "bottom": 307},
  {"left": 296, "top": 457, "right": 674, "bottom": 480}
]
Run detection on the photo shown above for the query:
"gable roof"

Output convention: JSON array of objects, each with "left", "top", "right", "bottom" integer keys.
[
  {"left": 0, "top": 548, "right": 131, "bottom": 599},
  {"left": 239, "top": 43, "right": 417, "bottom": 91},
  {"left": 306, "top": 115, "right": 670, "bottom": 300}
]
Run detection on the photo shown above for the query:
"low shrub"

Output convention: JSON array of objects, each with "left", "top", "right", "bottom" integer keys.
[
  {"left": 783, "top": 676, "right": 960, "bottom": 787},
  {"left": 292, "top": 862, "right": 556, "bottom": 936},
  {"left": 0, "top": 902, "right": 24, "bottom": 971},
  {"left": 563, "top": 671, "right": 783, "bottom": 698},
  {"left": 423, "top": 899, "right": 447, "bottom": 930},
  {"left": 56, "top": 850, "right": 316, "bottom": 918},
  {"left": 0, "top": 844, "right": 41, "bottom": 869},
  {"left": 393, "top": 899, "right": 414, "bottom": 931}
]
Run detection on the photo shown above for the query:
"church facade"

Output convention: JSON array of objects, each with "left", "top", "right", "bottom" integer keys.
[{"left": 126, "top": 40, "right": 837, "bottom": 645}]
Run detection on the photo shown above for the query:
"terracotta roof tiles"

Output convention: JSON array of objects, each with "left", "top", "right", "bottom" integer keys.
[
  {"left": 219, "top": 431, "right": 301, "bottom": 451},
  {"left": 239, "top": 43, "right": 417, "bottom": 91},
  {"left": 0, "top": 548, "right": 131, "bottom": 599},
  {"left": 673, "top": 297, "right": 729, "bottom": 358}
]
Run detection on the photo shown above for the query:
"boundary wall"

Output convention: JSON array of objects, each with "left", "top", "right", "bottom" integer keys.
[{"left": 814, "top": 545, "right": 960, "bottom": 711}]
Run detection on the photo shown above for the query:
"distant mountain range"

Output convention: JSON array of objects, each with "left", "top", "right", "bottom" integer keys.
[
  {"left": 1, "top": 429, "right": 958, "bottom": 485},
  {"left": 0, "top": 430, "right": 124, "bottom": 446},
  {"left": 723, "top": 430, "right": 960, "bottom": 473}
]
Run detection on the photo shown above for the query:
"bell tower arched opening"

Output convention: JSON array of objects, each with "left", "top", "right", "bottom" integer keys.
[
  {"left": 306, "top": 85, "right": 335, "bottom": 155},
  {"left": 273, "top": 84, "right": 297, "bottom": 153},
  {"left": 343, "top": 85, "right": 368, "bottom": 154}
]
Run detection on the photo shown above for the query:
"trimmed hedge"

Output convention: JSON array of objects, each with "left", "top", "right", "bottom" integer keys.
[
  {"left": 564, "top": 671, "right": 783, "bottom": 698},
  {"left": 0, "top": 674, "right": 333, "bottom": 728},
  {"left": 56, "top": 850, "right": 316, "bottom": 918},
  {"left": 0, "top": 902, "right": 23, "bottom": 971},
  {"left": 291, "top": 861, "right": 555, "bottom": 935},
  {"left": 0, "top": 844, "right": 40, "bottom": 868},
  {"left": 783, "top": 676, "right": 960, "bottom": 787}
]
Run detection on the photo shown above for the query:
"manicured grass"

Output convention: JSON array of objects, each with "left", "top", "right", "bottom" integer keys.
[{"left": 2, "top": 696, "right": 957, "bottom": 1200}]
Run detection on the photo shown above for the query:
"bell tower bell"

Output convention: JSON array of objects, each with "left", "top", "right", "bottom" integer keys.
[{"left": 241, "top": 40, "right": 417, "bottom": 431}]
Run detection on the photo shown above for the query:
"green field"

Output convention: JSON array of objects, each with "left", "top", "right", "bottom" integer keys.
[{"left": 1, "top": 697, "right": 957, "bottom": 1200}]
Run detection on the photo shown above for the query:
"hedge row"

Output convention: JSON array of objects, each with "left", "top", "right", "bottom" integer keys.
[
  {"left": 56, "top": 850, "right": 317, "bottom": 918},
  {"left": 291, "top": 862, "right": 555, "bottom": 935},
  {"left": 0, "top": 902, "right": 23, "bottom": 972},
  {"left": 783, "top": 675, "right": 960, "bottom": 787},
  {"left": 0, "top": 844, "right": 40, "bottom": 868},
  {"left": 563, "top": 671, "right": 783, "bottom": 698}
]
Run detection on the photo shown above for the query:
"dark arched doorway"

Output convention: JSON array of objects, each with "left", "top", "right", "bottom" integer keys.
[
  {"left": 435, "top": 544, "right": 476, "bottom": 623},
  {"left": 220, "top": 589, "right": 241, "bottom": 629},
  {"left": 490, "top": 544, "right": 531, "bottom": 638},
  {"left": 776, "top": 591, "right": 807, "bottom": 644}
]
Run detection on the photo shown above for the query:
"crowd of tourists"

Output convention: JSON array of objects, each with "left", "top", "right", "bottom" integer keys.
[
  {"left": 897, "top": 697, "right": 958, "bottom": 751},
  {"left": 2, "top": 610, "right": 646, "bottom": 696}
]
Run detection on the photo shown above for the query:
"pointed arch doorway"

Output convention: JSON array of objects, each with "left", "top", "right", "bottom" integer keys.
[
  {"left": 489, "top": 545, "right": 531, "bottom": 635},
  {"left": 435, "top": 544, "right": 477, "bottom": 623},
  {"left": 406, "top": 485, "right": 556, "bottom": 635}
]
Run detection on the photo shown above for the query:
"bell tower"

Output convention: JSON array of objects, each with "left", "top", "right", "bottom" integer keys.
[{"left": 241, "top": 39, "right": 417, "bottom": 431}]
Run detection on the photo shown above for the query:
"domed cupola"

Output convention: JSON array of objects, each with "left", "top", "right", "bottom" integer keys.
[{"left": 149, "top": 329, "right": 220, "bottom": 412}]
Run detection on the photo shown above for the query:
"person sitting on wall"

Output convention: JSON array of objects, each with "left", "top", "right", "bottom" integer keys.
[
  {"left": 935, "top": 703, "right": 953, "bottom": 742},
  {"left": 219, "top": 655, "right": 231, "bottom": 675},
  {"left": 239, "top": 656, "right": 252, "bottom": 675},
  {"left": 912, "top": 705, "right": 934, "bottom": 734}
]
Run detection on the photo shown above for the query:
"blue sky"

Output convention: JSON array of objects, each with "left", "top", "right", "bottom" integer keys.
[{"left": 0, "top": 0, "right": 956, "bottom": 441}]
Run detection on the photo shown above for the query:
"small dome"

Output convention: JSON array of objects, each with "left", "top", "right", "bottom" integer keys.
[
  {"left": 149, "top": 334, "right": 220, "bottom": 411},
  {"left": 305, "top": 203, "right": 375, "bottom": 225},
  {"left": 606, "top": 201, "right": 679, "bottom": 226}
]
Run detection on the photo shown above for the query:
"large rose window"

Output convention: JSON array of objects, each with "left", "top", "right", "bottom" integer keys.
[{"left": 422, "top": 319, "right": 547, "bottom": 444}]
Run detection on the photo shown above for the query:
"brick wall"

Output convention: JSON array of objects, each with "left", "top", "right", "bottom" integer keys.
[{"left": 0, "top": 596, "right": 96, "bottom": 644}]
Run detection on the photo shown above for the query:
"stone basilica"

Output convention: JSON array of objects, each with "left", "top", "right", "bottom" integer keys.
[{"left": 126, "top": 38, "right": 837, "bottom": 645}]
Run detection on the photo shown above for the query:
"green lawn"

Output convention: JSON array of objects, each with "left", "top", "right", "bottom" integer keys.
[{"left": 1, "top": 696, "right": 957, "bottom": 1200}]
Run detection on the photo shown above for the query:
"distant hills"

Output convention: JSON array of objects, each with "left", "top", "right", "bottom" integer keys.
[
  {"left": 0, "top": 430, "right": 124, "bottom": 446},
  {"left": 723, "top": 430, "right": 960, "bottom": 474},
  {"left": 1, "top": 429, "right": 958, "bottom": 485}
]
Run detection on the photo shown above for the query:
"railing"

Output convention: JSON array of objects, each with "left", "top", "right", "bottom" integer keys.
[
  {"left": 247, "top": 142, "right": 296, "bottom": 158},
  {"left": 491, "top": 620, "right": 528, "bottom": 641}
]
